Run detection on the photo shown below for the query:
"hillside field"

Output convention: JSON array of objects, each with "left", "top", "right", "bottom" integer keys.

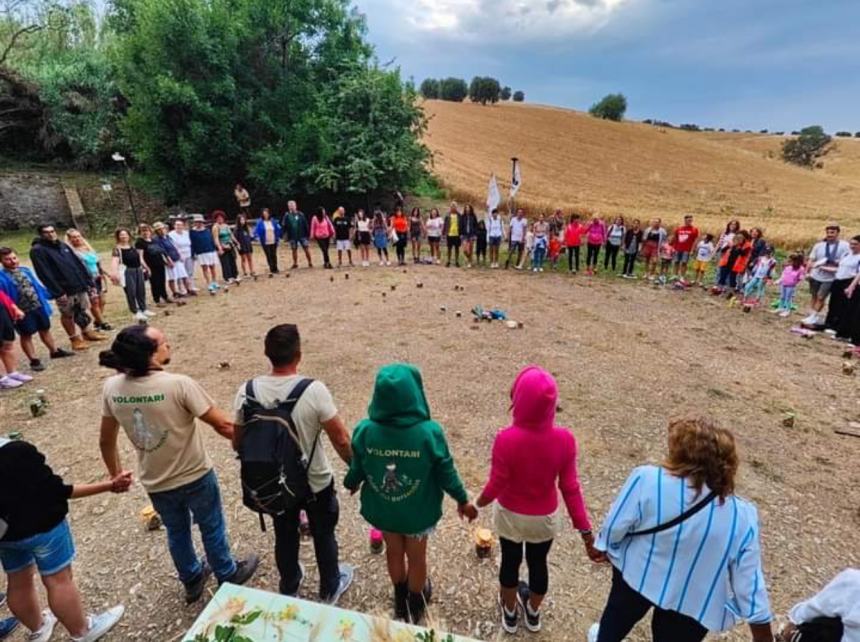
[{"left": 422, "top": 100, "right": 860, "bottom": 246}]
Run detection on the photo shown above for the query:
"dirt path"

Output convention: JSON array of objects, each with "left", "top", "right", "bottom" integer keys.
[{"left": 2, "top": 251, "right": 858, "bottom": 641}]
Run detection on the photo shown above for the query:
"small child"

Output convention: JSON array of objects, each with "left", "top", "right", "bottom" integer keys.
[
  {"left": 344, "top": 364, "right": 477, "bottom": 624},
  {"left": 693, "top": 234, "right": 715, "bottom": 287},
  {"left": 658, "top": 239, "right": 676, "bottom": 281},
  {"left": 548, "top": 236, "right": 562, "bottom": 271},
  {"left": 742, "top": 245, "right": 776, "bottom": 309},
  {"left": 519, "top": 225, "right": 536, "bottom": 270},
  {"left": 775, "top": 253, "right": 806, "bottom": 317},
  {"left": 476, "top": 220, "right": 488, "bottom": 267}
]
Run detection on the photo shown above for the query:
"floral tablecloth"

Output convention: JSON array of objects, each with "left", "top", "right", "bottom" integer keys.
[{"left": 184, "top": 582, "right": 482, "bottom": 642}]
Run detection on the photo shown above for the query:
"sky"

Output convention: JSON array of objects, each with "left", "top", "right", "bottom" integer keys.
[{"left": 356, "top": 0, "right": 860, "bottom": 133}]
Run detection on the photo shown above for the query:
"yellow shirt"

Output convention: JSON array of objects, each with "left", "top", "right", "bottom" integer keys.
[
  {"left": 448, "top": 214, "right": 459, "bottom": 237},
  {"left": 102, "top": 371, "right": 215, "bottom": 492}
]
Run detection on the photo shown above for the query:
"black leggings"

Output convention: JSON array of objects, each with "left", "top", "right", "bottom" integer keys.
[
  {"left": 262, "top": 244, "right": 278, "bottom": 273},
  {"left": 586, "top": 243, "right": 601, "bottom": 269},
  {"left": 596, "top": 568, "right": 707, "bottom": 642},
  {"left": 395, "top": 236, "right": 407, "bottom": 264},
  {"left": 147, "top": 260, "right": 169, "bottom": 302},
  {"left": 567, "top": 246, "right": 580, "bottom": 272},
  {"left": 219, "top": 248, "right": 238, "bottom": 281},
  {"left": 317, "top": 238, "right": 332, "bottom": 267},
  {"left": 604, "top": 243, "right": 620, "bottom": 271},
  {"left": 622, "top": 252, "right": 637, "bottom": 276},
  {"left": 499, "top": 537, "right": 552, "bottom": 596}
]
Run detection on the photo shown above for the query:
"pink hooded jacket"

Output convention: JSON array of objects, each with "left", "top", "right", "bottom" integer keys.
[{"left": 480, "top": 366, "right": 592, "bottom": 531}]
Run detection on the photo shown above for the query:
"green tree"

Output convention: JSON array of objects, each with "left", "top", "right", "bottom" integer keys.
[
  {"left": 512, "top": 90, "right": 524, "bottom": 102},
  {"left": 500, "top": 85, "right": 511, "bottom": 101},
  {"left": 419, "top": 77, "right": 439, "bottom": 99},
  {"left": 781, "top": 125, "right": 832, "bottom": 168},
  {"left": 589, "top": 93, "right": 627, "bottom": 121},
  {"left": 468, "top": 76, "right": 500, "bottom": 105},
  {"left": 439, "top": 77, "right": 467, "bottom": 102}
]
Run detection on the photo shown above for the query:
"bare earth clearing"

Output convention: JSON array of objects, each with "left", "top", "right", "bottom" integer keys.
[{"left": 2, "top": 248, "right": 859, "bottom": 641}]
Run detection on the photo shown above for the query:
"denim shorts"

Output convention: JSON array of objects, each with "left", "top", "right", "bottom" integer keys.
[
  {"left": 15, "top": 308, "right": 51, "bottom": 337},
  {"left": 674, "top": 251, "right": 691, "bottom": 264},
  {"left": 289, "top": 238, "right": 310, "bottom": 250},
  {"left": 0, "top": 519, "right": 76, "bottom": 576}
]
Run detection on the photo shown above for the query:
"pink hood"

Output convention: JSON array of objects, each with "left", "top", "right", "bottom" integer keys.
[{"left": 511, "top": 366, "right": 557, "bottom": 432}]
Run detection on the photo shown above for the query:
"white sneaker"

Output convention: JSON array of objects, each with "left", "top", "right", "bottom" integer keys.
[
  {"left": 143, "top": 310, "right": 156, "bottom": 318},
  {"left": 386, "top": 261, "right": 391, "bottom": 266},
  {"left": 71, "top": 606, "right": 124, "bottom": 642},
  {"left": 587, "top": 623, "right": 599, "bottom": 642},
  {"left": 134, "top": 312, "right": 148, "bottom": 322},
  {"left": 8, "top": 371, "right": 34, "bottom": 383},
  {"left": 325, "top": 563, "right": 355, "bottom": 606},
  {"left": 26, "top": 610, "right": 57, "bottom": 642},
  {"left": 0, "top": 376, "right": 24, "bottom": 390},
  {"left": 801, "top": 313, "right": 817, "bottom": 325}
]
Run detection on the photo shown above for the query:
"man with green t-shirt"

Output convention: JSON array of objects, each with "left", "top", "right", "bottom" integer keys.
[{"left": 281, "top": 201, "right": 314, "bottom": 269}]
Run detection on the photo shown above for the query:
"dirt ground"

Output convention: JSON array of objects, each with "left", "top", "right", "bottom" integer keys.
[{"left": 2, "top": 245, "right": 859, "bottom": 642}]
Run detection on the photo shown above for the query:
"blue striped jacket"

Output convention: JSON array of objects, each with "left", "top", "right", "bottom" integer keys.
[{"left": 595, "top": 465, "right": 772, "bottom": 632}]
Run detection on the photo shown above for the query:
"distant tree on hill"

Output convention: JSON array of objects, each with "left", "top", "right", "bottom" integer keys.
[
  {"left": 759, "top": 129, "right": 769, "bottom": 134},
  {"left": 835, "top": 131, "right": 852, "bottom": 137},
  {"left": 680, "top": 123, "right": 701, "bottom": 132},
  {"left": 501, "top": 86, "right": 512, "bottom": 101},
  {"left": 589, "top": 93, "right": 627, "bottom": 121},
  {"left": 439, "top": 77, "right": 468, "bottom": 102},
  {"left": 782, "top": 126, "right": 832, "bottom": 168},
  {"left": 855, "top": 132, "right": 860, "bottom": 138},
  {"left": 420, "top": 78, "right": 440, "bottom": 99},
  {"left": 469, "top": 76, "right": 501, "bottom": 105},
  {"left": 512, "top": 90, "right": 525, "bottom": 102},
  {"left": 791, "top": 130, "right": 800, "bottom": 135}
]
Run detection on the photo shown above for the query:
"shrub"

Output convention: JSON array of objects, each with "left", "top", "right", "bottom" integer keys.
[
  {"left": 680, "top": 123, "right": 701, "bottom": 132},
  {"left": 589, "top": 93, "right": 627, "bottom": 121},
  {"left": 501, "top": 86, "right": 512, "bottom": 101},
  {"left": 781, "top": 126, "right": 832, "bottom": 168},
  {"left": 855, "top": 132, "right": 860, "bottom": 138},
  {"left": 513, "top": 90, "right": 525, "bottom": 102},
  {"left": 835, "top": 131, "right": 852, "bottom": 137},
  {"left": 420, "top": 78, "right": 440, "bottom": 99},
  {"left": 759, "top": 129, "right": 769, "bottom": 134}
]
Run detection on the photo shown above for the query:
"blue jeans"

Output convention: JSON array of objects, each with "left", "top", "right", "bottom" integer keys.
[
  {"left": 148, "top": 470, "right": 236, "bottom": 584},
  {"left": 779, "top": 285, "right": 796, "bottom": 309},
  {"left": 533, "top": 240, "right": 547, "bottom": 269}
]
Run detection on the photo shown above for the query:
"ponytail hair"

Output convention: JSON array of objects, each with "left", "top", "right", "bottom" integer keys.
[{"left": 99, "top": 325, "right": 157, "bottom": 377}]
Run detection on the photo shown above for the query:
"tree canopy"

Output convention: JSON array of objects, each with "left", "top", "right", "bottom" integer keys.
[
  {"left": 468, "top": 76, "right": 500, "bottom": 105},
  {"left": 781, "top": 126, "right": 832, "bottom": 168},
  {"left": 589, "top": 93, "right": 627, "bottom": 121}
]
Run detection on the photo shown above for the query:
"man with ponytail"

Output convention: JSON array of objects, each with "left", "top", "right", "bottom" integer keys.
[{"left": 97, "top": 325, "right": 258, "bottom": 604}]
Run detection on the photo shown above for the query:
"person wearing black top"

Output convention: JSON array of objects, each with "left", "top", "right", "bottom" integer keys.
[
  {"left": 460, "top": 204, "right": 480, "bottom": 268},
  {"left": 234, "top": 213, "right": 256, "bottom": 278},
  {"left": 111, "top": 229, "right": 151, "bottom": 322},
  {"left": 0, "top": 437, "right": 130, "bottom": 641},
  {"left": 332, "top": 207, "right": 354, "bottom": 268},
  {"left": 135, "top": 223, "right": 171, "bottom": 306}
]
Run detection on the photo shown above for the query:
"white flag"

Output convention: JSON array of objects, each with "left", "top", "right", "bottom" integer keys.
[
  {"left": 486, "top": 174, "right": 501, "bottom": 214},
  {"left": 510, "top": 159, "right": 522, "bottom": 198}
]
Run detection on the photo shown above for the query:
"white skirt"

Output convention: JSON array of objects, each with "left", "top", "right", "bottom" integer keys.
[
  {"left": 196, "top": 252, "right": 218, "bottom": 267},
  {"left": 494, "top": 504, "right": 560, "bottom": 544},
  {"left": 167, "top": 262, "right": 188, "bottom": 280}
]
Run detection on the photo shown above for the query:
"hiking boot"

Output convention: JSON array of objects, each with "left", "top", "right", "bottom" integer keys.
[
  {"left": 50, "top": 348, "right": 74, "bottom": 359},
  {"left": 517, "top": 582, "right": 541, "bottom": 632},
  {"left": 221, "top": 554, "right": 259, "bottom": 587},
  {"left": 323, "top": 563, "right": 355, "bottom": 606},
  {"left": 393, "top": 582, "right": 408, "bottom": 621},
  {"left": 82, "top": 330, "right": 107, "bottom": 342},
  {"left": 184, "top": 563, "right": 211, "bottom": 604},
  {"left": 70, "top": 336, "right": 89, "bottom": 351},
  {"left": 70, "top": 606, "right": 124, "bottom": 642},
  {"left": 498, "top": 595, "right": 518, "bottom": 634}
]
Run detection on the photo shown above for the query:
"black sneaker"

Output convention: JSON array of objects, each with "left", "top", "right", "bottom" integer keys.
[
  {"left": 517, "top": 582, "right": 541, "bottom": 632},
  {"left": 50, "top": 348, "right": 74, "bottom": 359},
  {"left": 498, "top": 595, "right": 518, "bottom": 634},
  {"left": 184, "top": 563, "right": 211, "bottom": 604},
  {"left": 30, "top": 359, "right": 46, "bottom": 372},
  {"left": 221, "top": 554, "right": 259, "bottom": 587}
]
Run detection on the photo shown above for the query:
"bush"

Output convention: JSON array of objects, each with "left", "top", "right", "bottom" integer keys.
[
  {"left": 718, "top": 128, "right": 725, "bottom": 132},
  {"left": 512, "top": 90, "right": 525, "bottom": 102},
  {"left": 501, "top": 86, "right": 512, "bottom": 101},
  {"left": 439, "top": 77, "right": 468, "bottom": 102},
  {"left": 468, "top": 76, "right": 501, "bottom": 105},
  {"left": 791, "top": 130, "right": 800, "bottom": 135},
  {"left": 589, "top": 93, "right": 627, "bottom": 121},
  {"left": 759, "top": 129, "right": 769, "bottom": 134},
  {"left": 855, "top": 132, "right": 860, "bottom": 138},
  {"left": 835, "top": 131, "right": 852, "bottom": 137},
  {"left": 420, "top": 78, "right": 440, "bottom": 99},
  {"left": 680, "top": 123, "right": 701, "bottom": 132},
  {"left": 781, "top": 125, "right": 832, "bottom": 168},
  {"left": 773, "top": 131, "right": 784, "bottom": 136},
  {"left": 642, "top": 118, "right": 653, "bottom": 124}
]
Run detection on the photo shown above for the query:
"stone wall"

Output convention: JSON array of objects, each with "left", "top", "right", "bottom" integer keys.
[{"left": 0, "top": 172, "right": 72, "bottom": 231}]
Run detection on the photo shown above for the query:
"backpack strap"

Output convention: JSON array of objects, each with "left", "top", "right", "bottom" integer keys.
[
  {"left": 628, "top": 490, "right": 717, "bottom": 537},
  {"left": 279, "top": 378, "right": 318, "bottom": 470}
]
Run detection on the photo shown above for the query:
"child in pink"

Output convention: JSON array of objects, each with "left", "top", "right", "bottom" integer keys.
[
  {"left": 776, "top": 253, "right": 806, "bottom": 317},
  {"left": 477, "top": 366, "right": 600, "bottom": 634}
]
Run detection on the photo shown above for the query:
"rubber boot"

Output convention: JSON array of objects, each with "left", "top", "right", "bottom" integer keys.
[
  {"left": 393, "top": 582, "right": 408, "bottom": 621},
  {"left": 407, "top": 590, "right": 426, "bottom": 625}
]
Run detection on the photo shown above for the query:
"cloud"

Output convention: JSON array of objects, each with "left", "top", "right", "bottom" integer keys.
[{"left": 376, "top": 0, "right": 631, "bottom": 42}]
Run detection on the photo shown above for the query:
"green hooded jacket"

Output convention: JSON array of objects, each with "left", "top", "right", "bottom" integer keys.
[{"left": 344, "top": 364, "right": 469, "bottom": 535}]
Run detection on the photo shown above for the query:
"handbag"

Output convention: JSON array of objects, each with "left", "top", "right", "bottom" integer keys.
[
  {"left": 116, "top": 249, "right": 127, "bottom": 288},
  {"left": 628, "top": 490, "right": 717, "bottom": 537}
]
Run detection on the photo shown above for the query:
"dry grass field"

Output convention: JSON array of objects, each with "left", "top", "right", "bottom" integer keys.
[{"left": 423, "top": 100, "right": 860, "bottom": 247}]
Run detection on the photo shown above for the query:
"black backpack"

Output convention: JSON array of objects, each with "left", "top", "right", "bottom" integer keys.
[{"left": 237, "top": 378, "right": 317, "bottom": 530}]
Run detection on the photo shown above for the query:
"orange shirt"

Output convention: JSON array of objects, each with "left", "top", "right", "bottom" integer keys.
[{"left": 392, "top": 215, "right": 408, "bottom": 233}]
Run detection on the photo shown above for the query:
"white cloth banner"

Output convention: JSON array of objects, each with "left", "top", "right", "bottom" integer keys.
[
  {"left": 510, "top": 160, "right": 522, "bottom": 198},
  {"left": 486, "top": 174, "right": 501, "bottom": 214}
]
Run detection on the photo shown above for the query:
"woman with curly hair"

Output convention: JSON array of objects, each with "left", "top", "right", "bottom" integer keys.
[{"left": 588, "top": 417, "right": 774, "bottom": 642}]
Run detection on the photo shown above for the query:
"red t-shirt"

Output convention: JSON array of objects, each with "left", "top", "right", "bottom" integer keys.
[{"left": 673, "top": 225, "right": 699, "bottom": 252}]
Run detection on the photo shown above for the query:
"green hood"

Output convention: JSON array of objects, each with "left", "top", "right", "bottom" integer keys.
[{"left": 367, "top": 363, "right": 430, "bottom": 428}]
